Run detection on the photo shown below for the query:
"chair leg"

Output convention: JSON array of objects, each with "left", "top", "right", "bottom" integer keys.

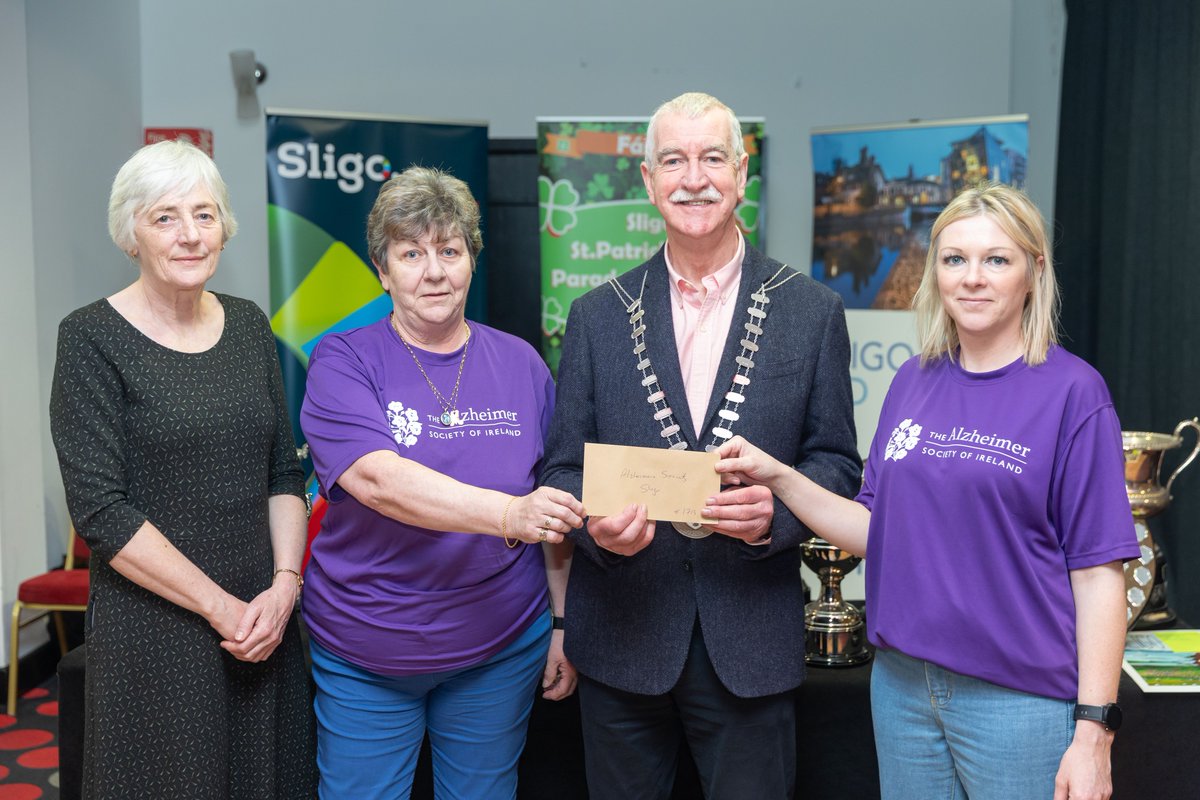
[
  {"left": 52, "top": 612, "right": 69, "bottom": 657},
  {"left": 7, "top": 600, "right": 22, "bottom": 717}
]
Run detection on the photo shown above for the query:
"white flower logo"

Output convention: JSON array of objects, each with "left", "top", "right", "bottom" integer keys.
[
  {"left": 386, "top": 400, "right": 423, "bottom": 448},
  {"left": 885, "top": 418, "right": 922, "bottom": 462}
]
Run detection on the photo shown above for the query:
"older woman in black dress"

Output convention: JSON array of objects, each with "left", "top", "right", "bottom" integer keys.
[{"left": 50, "top": 140, "right": 316, "bottom": 799}]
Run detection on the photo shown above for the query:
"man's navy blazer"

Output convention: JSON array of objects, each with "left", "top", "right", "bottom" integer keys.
[{"left": 541, "top": 243, "right": 861, "bottom": 698}]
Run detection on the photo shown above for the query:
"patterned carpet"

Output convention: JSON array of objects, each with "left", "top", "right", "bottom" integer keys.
[{"left": 0, "top": 679, "right": 60, "bottom": 799}]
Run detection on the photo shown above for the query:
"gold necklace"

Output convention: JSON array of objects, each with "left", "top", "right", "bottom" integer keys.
[{"left": 391, "top": 314, "right": 470, "bottom": 426}]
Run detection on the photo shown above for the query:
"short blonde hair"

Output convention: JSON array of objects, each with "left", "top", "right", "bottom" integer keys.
[
  {"left": 108, "top": 140, "right": 237, "bottom": 255},
  {"left": 366, "top": 166, "right": 482, "bottom": 274},
  {"left": 913, "top": 182, "right": 1059, "bottom": 366}
]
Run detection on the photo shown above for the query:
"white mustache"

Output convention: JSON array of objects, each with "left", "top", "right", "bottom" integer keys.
[{"left": 668, "top": 187, "right": 723, "bottom": 203}]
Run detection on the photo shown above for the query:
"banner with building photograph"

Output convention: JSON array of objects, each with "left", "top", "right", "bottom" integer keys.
[
  {"left": 266, "top": 111, "right": 489, "bottom": 464},
  {"left": 811, "top": 115, "right": 1029, "bottom": 454},
  {"left": 537, "top": 118, "right": 765, "bottom": 373}
]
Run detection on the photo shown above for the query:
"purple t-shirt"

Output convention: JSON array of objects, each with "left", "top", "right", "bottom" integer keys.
[
  {"left": 856, "top": 346, "right": 1138, "bottom": 700},
  {"left": 300, "top": 318, "right": 554, "bottom": 676}
]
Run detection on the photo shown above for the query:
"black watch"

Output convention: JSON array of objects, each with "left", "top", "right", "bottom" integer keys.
[{"left": 1073, "top": 703, "right": 1122, "bottom": 731}]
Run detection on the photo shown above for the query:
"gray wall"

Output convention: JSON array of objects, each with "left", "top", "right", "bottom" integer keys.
[
  {"left": 3, "top": 0, "right": 1065, "bottom": 657},
  {"left": 3, "top": 0, "right": 142, "bottom": 659},
  {"left": 138, "top": 0, "right": 1064, "bottom": 308},
  {"left": 1, "top": 0, "right": 49, "bottom": 656}
]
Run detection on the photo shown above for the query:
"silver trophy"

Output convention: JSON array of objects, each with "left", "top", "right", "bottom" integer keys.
[
  {"left": 1122, "top": 418, "right": 1200, "bottom": 628},
  {"left": 800, "top": 538, "right": 871, "bottom": 666}
]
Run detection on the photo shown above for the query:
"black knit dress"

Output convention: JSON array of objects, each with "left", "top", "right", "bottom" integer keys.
[{"left": 50, "top": 294, "right": 317, "bottom": 799}]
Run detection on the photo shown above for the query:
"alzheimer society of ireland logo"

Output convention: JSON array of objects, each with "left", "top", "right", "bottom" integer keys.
[
  {"left": 386, "top": 400, "right": 423, "bottom": 448},
  {"left": 885, "top": 419, "right": 922, "bottom": 462}
]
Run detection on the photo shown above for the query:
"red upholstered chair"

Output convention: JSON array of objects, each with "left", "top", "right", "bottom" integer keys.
[{"left": 7, "top": 526, "right": 90, "bottom": 716}]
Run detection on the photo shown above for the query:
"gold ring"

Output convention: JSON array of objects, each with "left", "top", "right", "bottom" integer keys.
[
  {"left": 538, "top": 528, "right": 548, "bottom": 542},
  {"left": 544, "top": 516, "right": 553, "bottom": 529}
]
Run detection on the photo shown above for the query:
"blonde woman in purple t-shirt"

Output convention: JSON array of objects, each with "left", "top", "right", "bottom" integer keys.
[
  {"left": 300, "top": 166, "right": 585, "bottom": 799},
  {"left": 709, "top": 183, "right": 1136, "bottom": 800}
]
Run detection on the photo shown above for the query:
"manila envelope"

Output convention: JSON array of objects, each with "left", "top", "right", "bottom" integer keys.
[{"left": 582, "top": 442, "right": 720, "bottom": 524}]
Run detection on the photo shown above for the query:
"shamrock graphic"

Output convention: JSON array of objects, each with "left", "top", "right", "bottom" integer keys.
[
  {"left": 735, "top": 175, "right": 762, "bottom": 232},
  {"left": 586, "top": 173, "right": 615, "bottom": 201},
  {"left": 542, "top": 296, "right": 567, "bottom": 338},
  {"left": 538, "top": 176, "right": 580, "bottom": 238}
]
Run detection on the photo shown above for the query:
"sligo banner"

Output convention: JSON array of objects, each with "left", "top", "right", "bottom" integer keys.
[
  {"left": 811, "top": 115, "right": 1029, "bottom": 455},
  {"left": 537, "top": 118, "right": 765, "bottom": 373},
  {"left": 266, "top": 111, "right": 488, "bottom": 459}
]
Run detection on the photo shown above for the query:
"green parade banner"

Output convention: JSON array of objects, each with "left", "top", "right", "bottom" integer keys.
[{"left": 537, "top": 118, "right": 765, "bottom": 373}]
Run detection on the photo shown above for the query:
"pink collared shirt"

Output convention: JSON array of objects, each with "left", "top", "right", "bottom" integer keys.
[{"left": 665, "top": 235, "right": 744, "bottom": 438}]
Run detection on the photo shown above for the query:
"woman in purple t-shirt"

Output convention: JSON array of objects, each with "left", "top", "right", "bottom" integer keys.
[
  {"left": 300, "top": 167, "right": 585, "bottom": 799},
  {"left": 711, "top": 184, "right": 1135, "bottom": 800}
]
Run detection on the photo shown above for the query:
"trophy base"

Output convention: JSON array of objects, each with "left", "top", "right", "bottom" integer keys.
[
  {"left": 1131, "top": 531, "right": 1175, "bottom": 630},
  {"left": 804, "top": 602, "right": 872, "bottom": 667},
  {"left": 804, "top": 628, "right": 872, "bottom": 667},
  {"left": 1133, "top": 606, "right": 1177, "bottom": 630}
]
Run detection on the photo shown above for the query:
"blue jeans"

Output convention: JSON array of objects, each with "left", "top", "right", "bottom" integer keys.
[
  {"left": 310, "top": 612, "right": 550, "bottom": 800},
  {"left": 871, "top": 648, "right": 1075, "bottom": 800}
]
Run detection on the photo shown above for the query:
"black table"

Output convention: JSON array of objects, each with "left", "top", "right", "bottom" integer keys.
[{"left": 514, "top": 655, "right": 879, "bottom": 800}]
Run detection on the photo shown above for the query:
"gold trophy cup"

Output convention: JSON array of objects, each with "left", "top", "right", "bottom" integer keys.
[{"left": 1122, "top": 418, "right": 1200, "bottom": 628}]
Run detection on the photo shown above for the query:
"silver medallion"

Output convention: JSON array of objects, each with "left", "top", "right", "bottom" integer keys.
[
  {"left": 605, "top": 263, "right": 799, "bottom": 540},
  {"left": 672, "top": 521, "right": 714, "bottom": 539}
]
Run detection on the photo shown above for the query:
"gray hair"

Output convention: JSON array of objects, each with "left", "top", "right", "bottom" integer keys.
[
  {"left": 913, "top": 182, "right": 1060, "bottom": 366},
  {"left": 107, "top": 140, "right": 237, "bottom": 255},
  {"left": 366, "top": 166, "right": 483, "bottom": 274},
  {"left": 643, "top": 92, "right": 745, "bottom": 170}
]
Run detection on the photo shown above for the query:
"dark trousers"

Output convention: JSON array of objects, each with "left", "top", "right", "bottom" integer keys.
[{"left": 577, "top": 619, "right": 797, "bottom": 800}]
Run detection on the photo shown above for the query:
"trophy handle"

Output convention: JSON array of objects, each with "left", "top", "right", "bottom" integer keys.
[{"left": 1165, "top": 417, "right": 1200, "bottom": 499}]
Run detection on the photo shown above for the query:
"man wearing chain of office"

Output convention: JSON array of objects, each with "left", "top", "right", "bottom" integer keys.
[{"left": 541, "top": 91, "right": 861, "bottom": 799}]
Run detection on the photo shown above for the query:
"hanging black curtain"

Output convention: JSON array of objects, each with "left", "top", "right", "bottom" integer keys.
[{"left": 1055, "top": 0, "right": 1200, "bottom": 624}]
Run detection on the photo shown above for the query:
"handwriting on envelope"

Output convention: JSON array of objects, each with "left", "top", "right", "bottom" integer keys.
[{"left": 582, "top": 443, "right": 720, "bottom": 524}]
